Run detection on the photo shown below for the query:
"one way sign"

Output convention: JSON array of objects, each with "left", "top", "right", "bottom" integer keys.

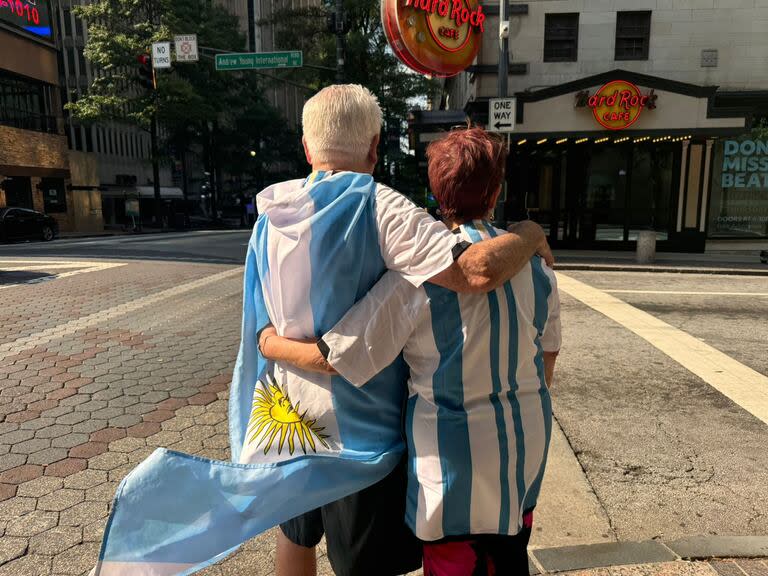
[{"left": 488, "top": 98, "right": 516, "bottom": 132}]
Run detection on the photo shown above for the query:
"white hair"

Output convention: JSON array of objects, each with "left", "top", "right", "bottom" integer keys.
[{"left": 302, "top": 84, "right": 383, "bottom": 166}]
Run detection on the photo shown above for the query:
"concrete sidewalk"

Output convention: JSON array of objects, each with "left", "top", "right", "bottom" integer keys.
[{"left": 553, "top": 242, "right": 768, "bottom": 276}]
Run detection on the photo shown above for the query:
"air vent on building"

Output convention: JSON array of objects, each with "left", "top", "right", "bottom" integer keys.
[{"left": 701, "top": 49, "right": 718, "bottom": 68}]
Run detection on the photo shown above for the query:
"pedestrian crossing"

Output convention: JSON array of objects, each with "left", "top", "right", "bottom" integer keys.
[
  {"left": 558, "top": 273, "right": 768, "bottom": 426},
  {"left": 0, "top": 259, "right": 126, "bottom": 289}
]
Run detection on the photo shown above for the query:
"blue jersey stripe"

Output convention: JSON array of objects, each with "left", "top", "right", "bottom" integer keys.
[
  {"left": 307, "top": 174, "right": 408, "bottom": 455},
  {"left": 424, "top": 283, "right": 472, "bottom": 535},
  {"left": 465, "top": 223, "right": 512, "bottom": 533},
  {"left": 481, "top": 221, "right": 527, "bottom": 531},
  {"left": 404, "top": 394, "right": 420, "bottom": 533},
  {"left": 523, "top": 257, "right": 554, "bottom": 512}
]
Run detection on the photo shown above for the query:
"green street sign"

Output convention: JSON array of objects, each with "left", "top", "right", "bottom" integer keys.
[{"left": 215, "top": 51, "right": 303, "bottom": 71}]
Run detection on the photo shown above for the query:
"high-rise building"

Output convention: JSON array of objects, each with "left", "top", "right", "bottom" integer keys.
[
  {"left": 54, "top": 0, "right": 180, "bottom": 228},
  {"left": 251, "top": 0, "right": 321, "bottom": 127},
  {"left": 0, "top": 0, "right": 102, "bottom": 235}
]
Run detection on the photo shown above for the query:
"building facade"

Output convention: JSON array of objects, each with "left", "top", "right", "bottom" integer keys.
[
  {"left": 0, "top": 0, "right": 102, "bottom": 235},
  {"left": 420, "top": 1, "right": 768, "bottom": 251},
  {"left": 251, "top": 0, "right": 319, "bottom": 127},
  {"left": 54, "top": 0, "right": 180, "bottom": 228}
]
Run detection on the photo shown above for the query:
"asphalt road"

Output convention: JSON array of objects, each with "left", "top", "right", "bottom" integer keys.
[
  {"left": 0, "top": 229, "right": 252, "bottom": 264},
  {"left": 552, "top": 270, "right": 768, "bottom": 542}
]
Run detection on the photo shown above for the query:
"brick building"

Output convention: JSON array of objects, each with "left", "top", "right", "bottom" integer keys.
[
  {"left": 415, "top": 1, "right": 768, "bottom": 252},
  {"left": 0, "top": 0, "right": 101, "bottom": 235}
]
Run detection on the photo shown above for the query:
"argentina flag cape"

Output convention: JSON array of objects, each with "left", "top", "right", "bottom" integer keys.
[{"left": 92, "top": 172, "right": 409, "bottom": 575}]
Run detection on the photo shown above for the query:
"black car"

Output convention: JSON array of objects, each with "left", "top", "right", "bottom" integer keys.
[{"left": 0, "top": 207, "right": 58, "bottom": 242}]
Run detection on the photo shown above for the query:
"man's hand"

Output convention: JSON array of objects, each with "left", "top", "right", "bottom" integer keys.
[{"left": 509, "top": 222, "right": 554, "bottom": 267}]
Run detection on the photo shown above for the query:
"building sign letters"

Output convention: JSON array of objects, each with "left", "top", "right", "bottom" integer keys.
[
  {"left": 576, "top": 80, "right": 657, "bottom": 130},
  {"left": 721, "top": 139, "right": 768, "bottom": 189},
  {"left": 0, "top": 0, "right": 52, "bottom": 39},
  {"left": 382, "top": 0, "right": 484, "bottom": 77}
]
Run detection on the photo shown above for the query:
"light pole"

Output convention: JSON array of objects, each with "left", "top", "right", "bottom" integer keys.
[{"left": 335, "top": 0, "right": 345, "bottom": 83}]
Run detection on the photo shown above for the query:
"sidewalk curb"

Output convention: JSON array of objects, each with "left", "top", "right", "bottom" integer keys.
[
  {"left": 528, "top": 536, "right": 768, "bottom": 574},
  {"left": 554, "top": 263, "right": 768, "bottom": 276}
]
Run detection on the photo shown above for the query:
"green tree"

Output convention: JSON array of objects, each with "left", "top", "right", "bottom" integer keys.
[
  {"left": 69, "top": 0, "right": 299, "bottom": 222},
  {"left": 263, "top": 0, "right": 437, "bottom": 185}
]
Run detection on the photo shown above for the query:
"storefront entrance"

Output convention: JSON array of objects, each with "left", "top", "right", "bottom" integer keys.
[
  {"left": 507, "top": 141, "right": 680, "bottom": 248},
  {"left": 2, "top": 176, "right": 33, "bottom": 209}
]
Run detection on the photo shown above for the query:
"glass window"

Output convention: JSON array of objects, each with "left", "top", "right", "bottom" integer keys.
[
  {"left": 708, "top": 138, "right": 768, "bottom": 238},
  {"left": 0, "top": 71, "right": 55, "bottom": 133},
  {"left": 616, "top": 11, "right": 651, "bottom": 61},
  {"left": 585, "top": 146, "right": 628, "bottom": 241},
  {"left": 544, "top": 13, "right": 579, "bottom": 62},
  {"left": 67, "top": 48, "right": 77, "bottom": 75},
  {"left": 628, "top": 145, "right": 673, "bottom": 241},
  {"left": 62, "top": 8, "right": 72, "bottom": 37}
]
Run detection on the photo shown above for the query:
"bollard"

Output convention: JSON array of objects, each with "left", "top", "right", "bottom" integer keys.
[{"left": 636, "top": 230, "right": 657, "bottom": 264}]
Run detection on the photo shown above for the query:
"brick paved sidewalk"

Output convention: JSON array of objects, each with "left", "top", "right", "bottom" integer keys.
[{"left": 0, "top": 259, "right": 251, "bottom": 575}]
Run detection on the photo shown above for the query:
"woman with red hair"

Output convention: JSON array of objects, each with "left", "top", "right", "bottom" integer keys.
[{"left": 261, "top": 127, "right": 562, "bottom": 576}]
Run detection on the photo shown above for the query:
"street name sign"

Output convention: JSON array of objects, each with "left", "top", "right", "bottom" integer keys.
[
  {"left": 174, "top": 34, "right": 198, "bottom": 62},
  {"left": 152, "top": 42, "right": 172, "bottom": 69},
  {"left": 215, "top": 51, "right": 303, "bottom": 71},
  {"left": 488, "top": 97, "right": 516, "bottom": 132}
]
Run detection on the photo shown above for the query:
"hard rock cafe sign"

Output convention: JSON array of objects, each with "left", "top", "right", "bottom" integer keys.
[
  {"left": 575, "top": 80, "right": 658, "bottom": 130},
  {"left": 382, "top": 0, "right": 485, "bottom": 77}
]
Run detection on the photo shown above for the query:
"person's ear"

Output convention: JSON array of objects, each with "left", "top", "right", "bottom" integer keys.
[
  {"left": 302, "top": 136, "right": 312, "bottom": 165},
  {"left": 367, "top": 134, "right": 380, "bottom": 168}
]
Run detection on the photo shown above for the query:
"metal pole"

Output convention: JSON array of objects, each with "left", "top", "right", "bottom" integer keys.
[
  {"left": 248, "top": 0, "right": 256, "bottom": 52},
  {"left": 335, "top": 0, "right": 345, "bottom": 83},
  {"left": 150, "top": 73, "right": 163, "bottom": 229},
  {"left": 498, "top": 0, "right": 508, "bottom": 98}
]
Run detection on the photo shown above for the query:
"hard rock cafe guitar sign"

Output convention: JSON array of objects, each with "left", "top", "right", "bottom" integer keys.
[{"left": 382, "top": 0, "right": 485, "bottom": 77}]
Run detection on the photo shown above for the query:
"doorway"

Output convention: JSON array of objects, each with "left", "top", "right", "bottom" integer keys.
[
  {"left": 509, "top": 142, "right": 678, "bottom": 247},
  {"left": 2, "top": 177, "right": 33, "bottom": 209}
]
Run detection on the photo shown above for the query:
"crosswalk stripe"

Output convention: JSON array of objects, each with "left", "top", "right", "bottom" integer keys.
[
  {"left": 604, "top": 289, "right": 768, "bottom": 297},
  {"left": 558, "top": 273, "right": 768, "bottom": 426},
  {"left": 0, "top": 261, "right": 126, "bottom": 290}
]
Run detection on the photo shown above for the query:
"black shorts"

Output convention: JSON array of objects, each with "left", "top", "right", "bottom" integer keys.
[{"left": 280, "top": 456, "right": 422, "bottom": 576}]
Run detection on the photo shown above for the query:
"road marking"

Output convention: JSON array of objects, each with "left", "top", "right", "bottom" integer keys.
[
  {"left": 558, "top": 273, "right": 768, "bottom": 426},
  {"left": 0, "top": 266, "right": 242, "bottom": 359},
  {"left": 604, "top": 289, "right": 768, "bottom": 297},
  {"left": 0, "top": 261, "right": 126, "bottom": 289}
]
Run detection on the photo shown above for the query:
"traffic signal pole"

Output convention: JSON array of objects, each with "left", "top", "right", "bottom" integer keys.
[
  {"left": 150, "top": 80, "right": 162, "bottom": 229},
  {"left": 137, "top": 55, "right": 163, "bottom": 229}
]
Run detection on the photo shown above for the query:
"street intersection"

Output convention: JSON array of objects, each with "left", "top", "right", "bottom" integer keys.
[{"left": 0, "top": 234, "right": 766, "bottom": 575}]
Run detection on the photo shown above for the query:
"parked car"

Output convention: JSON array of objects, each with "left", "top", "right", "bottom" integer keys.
[{"left": 0, "top": 207, "right": 58, "bottom": 242}]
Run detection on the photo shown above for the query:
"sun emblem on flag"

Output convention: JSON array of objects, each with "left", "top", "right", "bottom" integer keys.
[{"left": 247, "top": 376, "right": 331, "bottom": 456}]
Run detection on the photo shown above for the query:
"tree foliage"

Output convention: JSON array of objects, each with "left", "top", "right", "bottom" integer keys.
[
  {"left": 266, "top": 0, "right": 436, "bottom": 120},
  {"left": 69, "top": 0, "right": 300, "bottom": 191}
]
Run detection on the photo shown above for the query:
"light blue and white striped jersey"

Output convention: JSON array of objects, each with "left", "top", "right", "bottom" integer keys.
[
  {"left": 89, "top": 172, "right": 463, "bottom": 576},
  {"left": 325, "top": 220, "right": 561, "bottom": 541}
]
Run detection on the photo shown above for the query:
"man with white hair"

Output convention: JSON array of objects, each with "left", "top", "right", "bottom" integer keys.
[{"left": 239, "top": 84, "right": 551, "bottom": 576}]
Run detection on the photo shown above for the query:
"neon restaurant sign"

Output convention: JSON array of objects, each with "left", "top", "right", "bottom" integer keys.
[
  {"left": 575, "top": 80, "right": 658, "bottom": 130},
  {"left": 382, "top": 0, "right": 485, "bottom": 77}
]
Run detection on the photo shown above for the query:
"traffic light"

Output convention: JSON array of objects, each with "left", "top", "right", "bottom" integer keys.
[{"left": 137, "top": 54, "right": 155, "bottom": 90}]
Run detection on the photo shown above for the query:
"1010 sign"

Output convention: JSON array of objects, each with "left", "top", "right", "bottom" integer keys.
[{"left": 0, "top": 0, "right": 52, "bottom": 39}]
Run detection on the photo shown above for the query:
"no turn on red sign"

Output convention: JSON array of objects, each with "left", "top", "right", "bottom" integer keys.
[{"left": 174, "top": 34, "right": 199, "bottom": 63}]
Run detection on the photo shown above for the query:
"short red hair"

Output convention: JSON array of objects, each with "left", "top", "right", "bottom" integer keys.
[{"left": 426, "top": 127, "right": 507, "bottom": 222}]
